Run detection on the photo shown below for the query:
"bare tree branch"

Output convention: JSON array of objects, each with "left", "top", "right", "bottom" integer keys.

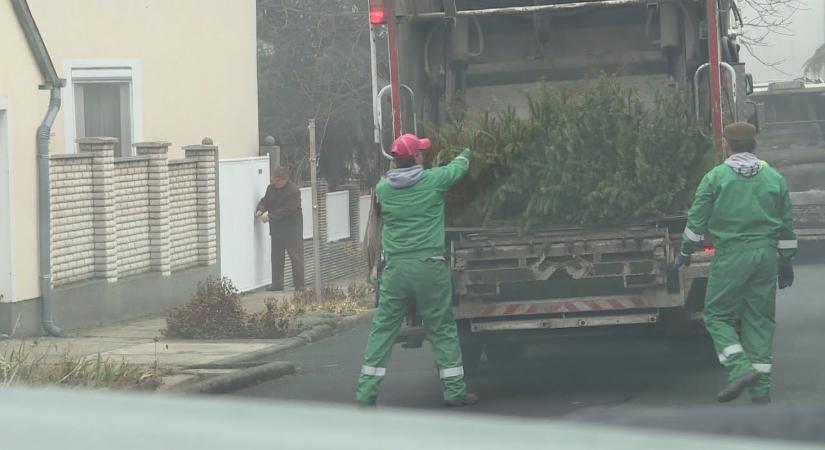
[{"left": 734, "top": 0, "right": 804, "bottom": 73}]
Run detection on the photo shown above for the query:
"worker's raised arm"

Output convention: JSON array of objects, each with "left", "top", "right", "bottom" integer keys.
[
  {"left": 427, "top": 148, "right": 471, "bottom": 192},
  {"left": 777, "top": 178, "right": 797, "bottom": 262},
  {"left": 680, "top": 171, "right": 716, "bottom": 255}
]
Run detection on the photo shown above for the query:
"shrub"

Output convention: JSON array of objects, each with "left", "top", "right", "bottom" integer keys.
[
  {"left": 244, "top": 299, "right": 302, "bottom": 339},
  {"left": 163, "top": 277, "right": 247, "bottom": 339}
]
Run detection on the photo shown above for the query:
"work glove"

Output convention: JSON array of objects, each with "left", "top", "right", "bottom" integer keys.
[
  {"left": 778, "top": 261, "right": 794, "bottom": 289},
  {"left": 668, "top": 253, "right": 691, "bottom": 273}
]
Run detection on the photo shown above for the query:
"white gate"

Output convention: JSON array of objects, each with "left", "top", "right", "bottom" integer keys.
[{"left": 218, "top": 157, "right": 272, "bottom": 292}]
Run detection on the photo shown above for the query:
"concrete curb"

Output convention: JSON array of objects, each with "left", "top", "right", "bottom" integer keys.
[
  {"left": 174, "top": 309, "right": 375, "bottom": 394},
  {"left": 205, "top": 309, "right": 376, "bottom": 368},
  {"left": 182, "top": 361, "right": 296, "bottom": 394},
  {"left": 338, "top": 309, "right": 376, "bottom": 331}
]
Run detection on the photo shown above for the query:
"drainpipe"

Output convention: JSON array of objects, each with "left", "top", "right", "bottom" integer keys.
[{"left": 11, "top": 0, "right": 65, "bottom": 336}]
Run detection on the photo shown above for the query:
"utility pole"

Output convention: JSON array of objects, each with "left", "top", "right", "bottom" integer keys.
[
  {"left": 706, "top": 0, "right": 724, "bottom": 157},
  {"left": 385, "top": 0, "right": 402, "bottom": 139},
  {"left": 369, "top": 23, "right": 381, "bottom": 144},
  {"left": 308, "top": 119, "right": 322, "bottom": 303}
]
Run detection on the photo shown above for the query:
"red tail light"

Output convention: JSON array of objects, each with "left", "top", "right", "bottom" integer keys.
[
  {"left": 703, "top": 246, "right": 715, "bottom": 254},
  {"left": 369, "top": 0, "right": 386, "bottom": 24}
]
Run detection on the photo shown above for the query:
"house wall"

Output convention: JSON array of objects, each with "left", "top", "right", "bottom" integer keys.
[
  {"left": 0, "top": 0, "right": 257, "bottom": 306},
  {"left": 28, "top": 0, "right": 259, "bottom": 159},
  {"left": 0, "top": 1, "right": 49, "bottom": 304}
]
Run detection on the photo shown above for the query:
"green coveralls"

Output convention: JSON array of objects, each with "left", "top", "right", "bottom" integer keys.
[
  {"left": 356, "top": 149, "right": 471, "bottom": 405},
  {"left": 681, "top": 160, "right": 797, "bottom": 398}
]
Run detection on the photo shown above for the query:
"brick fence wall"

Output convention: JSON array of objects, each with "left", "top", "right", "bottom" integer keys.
[
  {"left": 168, "top": 160, "right": 200, "bottom": 271},
  {"left": 113, "top": 157, "right": 153, "bottom": 277},
  {"left": 49, "top": 154, "right": 96, "bottom": 286},
  {"left": 49, "top": 138, "right": 218, "bottom": 288}
]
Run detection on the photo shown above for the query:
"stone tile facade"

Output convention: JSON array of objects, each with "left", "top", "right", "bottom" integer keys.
[{"left": 49, "top": 138, "right": 218, "bottom": 288}]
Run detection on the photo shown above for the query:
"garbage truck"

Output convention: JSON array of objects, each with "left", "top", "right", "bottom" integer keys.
[{"left": 366, "top": 0, "right": 825, "bottom": 371}]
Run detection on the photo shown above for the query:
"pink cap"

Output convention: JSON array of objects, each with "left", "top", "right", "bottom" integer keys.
[{"left": 391, "top": 134, "right": 431, "bottom": 158}]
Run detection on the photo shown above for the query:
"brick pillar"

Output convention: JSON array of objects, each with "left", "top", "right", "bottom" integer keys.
[
  {"left": 135, "top": 141, "right": 172, "bottom": 276},
  {"left": 183, "top": 143, "right": 218, "bottom": 266},
  {"left": 78, "top": 137, "right": 118, "bottom": 283}
]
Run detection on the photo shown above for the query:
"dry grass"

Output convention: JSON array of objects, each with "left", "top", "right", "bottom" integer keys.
[
  {"left": 274, "top": 284, "right": 373, "bottom": 318},
  {"left": 0, "top": 343, "right": 161, "bottom": 390}
]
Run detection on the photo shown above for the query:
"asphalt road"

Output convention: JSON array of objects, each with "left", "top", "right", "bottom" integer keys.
[{"left": 234, "top": 264, "right": 825, "bottom": 420}]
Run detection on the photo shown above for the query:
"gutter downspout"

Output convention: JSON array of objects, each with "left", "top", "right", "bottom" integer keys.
[{"left": 11, "top": 0, "right": 64, "bottom": 336}]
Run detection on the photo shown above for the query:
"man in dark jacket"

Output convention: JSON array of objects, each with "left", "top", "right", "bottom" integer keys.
[{"left": 256, "top": 167, "right": 305, "bottom": 291}]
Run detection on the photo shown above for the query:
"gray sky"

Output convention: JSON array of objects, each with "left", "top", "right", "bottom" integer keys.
[{"left": 739, "top": 0, "right": 825, "bottom": 83}]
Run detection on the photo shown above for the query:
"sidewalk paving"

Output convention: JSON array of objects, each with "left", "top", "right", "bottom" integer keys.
[{"left": 0, "top": 280, "right": 374, "bottom": 392}]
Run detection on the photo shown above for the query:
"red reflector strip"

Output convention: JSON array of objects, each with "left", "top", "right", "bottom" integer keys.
[
  {"left": 584, "top": 300, "right": 602, "bottom": 311},
  {"left": 502, "top": 305, "right": 520, "bottom": 315}
]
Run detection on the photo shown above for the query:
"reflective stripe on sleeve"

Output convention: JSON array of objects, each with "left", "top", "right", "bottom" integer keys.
[
  {"left": 778, "top": 240, "right": 798, "bottom": 250},
  {"left": 361, "top": 365, "right": 386, "bottom": 377},
  {"left": 752, "top": 363, "right": 772, "bottom": 373},
  {"left": 683, "top": 227, "right": 704, "bottom": 243},
  {"left": 455, "top": 156, "right": 469, "bottom": 165},
  {"left": 439, "top": 366, "right": 464, "bottom": 379}
]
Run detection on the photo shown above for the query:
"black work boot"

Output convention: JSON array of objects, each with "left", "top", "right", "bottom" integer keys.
[
  {"left": 752, "top": 395, "right": 772, "bottom": 405},
  {"left": 717, "top": 371, "right": 760, "bottom": 403},
  {"left": 445, "top": 392, "right": 479, "bottom": 407}
]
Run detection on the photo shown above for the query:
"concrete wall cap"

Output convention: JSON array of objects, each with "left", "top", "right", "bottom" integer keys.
[
  {"left": 77, "top": 137, "right": 119, "bottom": 144},
  {"left": 133, "top": 141, "right": 172, "bottom": 148}
]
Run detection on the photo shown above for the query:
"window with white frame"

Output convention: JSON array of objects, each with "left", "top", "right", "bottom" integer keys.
[{"left": 64, "top": 61, "right": 142, "bottom": 156}]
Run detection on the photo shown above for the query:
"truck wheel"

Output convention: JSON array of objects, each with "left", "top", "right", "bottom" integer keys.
[{"left": 483, "top": 342, "right": 527, "bottom": 366}]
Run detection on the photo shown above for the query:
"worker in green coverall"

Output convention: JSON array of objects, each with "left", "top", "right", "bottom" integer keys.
[
  {"left": 356, "top": 134, "right": 478, "bottom": 407},
  {"left": 673, "top": 122, "right": 797, "bottom": 404}
]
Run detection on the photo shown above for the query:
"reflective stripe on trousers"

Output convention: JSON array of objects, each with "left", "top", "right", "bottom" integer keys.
[
  {"left": 361, "top": 365, "right": 386, "bottom": 377},
  {"left": 718, "top": 343, "right": 744, "bottom": 363},
  {"left": 752, "top": 363, "right": 772, "bottom": 373},
  {"left": 439, "top": 366, "right": 464, "bottom": 379}
]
